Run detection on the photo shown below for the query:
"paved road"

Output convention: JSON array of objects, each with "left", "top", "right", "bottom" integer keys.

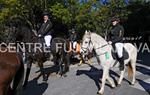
[{"left": 22, "top": 57, "right": 150, "bottom": 95}]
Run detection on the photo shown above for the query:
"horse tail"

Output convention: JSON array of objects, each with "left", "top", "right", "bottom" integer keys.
[
  {"left": 13, "top": 58, "right": 25, "bottom": 95},
  {"left": 125, "top": 43, "right": 137, "bottom": 78},
  {"left": 128, "top": 61, "right": 133, "bottom": 78}
]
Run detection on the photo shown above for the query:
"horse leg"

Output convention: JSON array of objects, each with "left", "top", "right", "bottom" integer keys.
[
  {"left": 117, "top": 69, "right": 125, "bottom": 86},
  {"left": 53, "top": 54, "right": 60, "bottom": 75},
  {"left": 107, "top": 75, "right": 115, "bottom": 88},
  {"left": 88, "top": 58, "right": 92, "bottom": 65},
  {"left": 60, "top": 54, "right": 70, "bottom": 77},
  {"left": 38, "top": 62, "right": 47, "bottom": 81},
  {"left": 78, "top": 54, "right": 84, "bottom": 66},
  {"left": 65, "top": 54, "right": 70, "bottom": 72},
  {"left": 98, "top": 68, "right": 109, "bottom": 95},
  {"left": 78, "top": 53, "right": 86, "bottom": 66},
  {"left": 8, "top": 86, "right": 14, "bottom": 95},
  {"left": 58, "top": 57, "right": 63, "bottom": 76},
  {"left": 12, "top": 60, "right": 24, "bottom": 95},
  {"left": 60, "top": 57, "right": 67, "bottom": 77},
  {"left": 23, "top": 59, "right": 32, "bottom": 87},
  {"left": 87, "top": 53, "right": 93, "bottom": 65},
  {"left": 53, "top": 54, "right": 57, "bottom": 65},
  {"left": 130, "top": 60, "right": 136, "bottom": 85}
]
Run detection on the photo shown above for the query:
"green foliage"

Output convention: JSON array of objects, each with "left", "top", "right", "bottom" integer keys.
[
  {"left": 0, "top": 0, "right": 137, "bottom": 40},
  {"left": 51, "top": 3, "right": 72, "bottom": 25},
  {"left": 0, "top": 0, "right": 18, "bottom": 22},
  {"left": 50, "top": 0, "right": 130, "bottom": 35}
]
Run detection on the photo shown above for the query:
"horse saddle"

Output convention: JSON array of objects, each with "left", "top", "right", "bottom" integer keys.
[{"left": 111, "top": 47, "right": 129, "bottom": 60}]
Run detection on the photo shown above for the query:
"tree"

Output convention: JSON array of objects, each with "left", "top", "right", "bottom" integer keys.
[
  {"left": 50, "top": 0, "right": 130, "bottom": 36},
  {"left": 0, "top": 0, "right": 139, "bottom": 41}
]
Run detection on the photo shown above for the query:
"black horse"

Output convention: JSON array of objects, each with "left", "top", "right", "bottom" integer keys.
[
  {"left": 23, "top": 31, "right": 50, "bottom": 87},
  {"left": 50, "top": 37, "right": 70, "bottom": 76},
  {"left": 23, "top": 31, "right": 70, "bottom": 87}
]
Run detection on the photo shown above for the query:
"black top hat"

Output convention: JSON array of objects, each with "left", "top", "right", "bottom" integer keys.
[
  {"left": 42, "top": 12, "right": 49, "bottom": 16},
  {"left": 111, "top": 17, "right": 120, "bottom": 22}
]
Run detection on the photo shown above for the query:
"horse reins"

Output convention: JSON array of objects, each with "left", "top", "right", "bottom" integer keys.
[{"left": 82, "top": 36, "right": 110, "bottom": 56}]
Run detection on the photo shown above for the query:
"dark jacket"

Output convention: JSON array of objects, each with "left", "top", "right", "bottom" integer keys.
[
  {"left": 38, "top": 20, "right": 53, "bottom": 36},
  {"left": 69, "top": 33, "right": 77, "bottom": 42},
  {"left": 110, "top": 24, "right": 124, "bottom": 43}
]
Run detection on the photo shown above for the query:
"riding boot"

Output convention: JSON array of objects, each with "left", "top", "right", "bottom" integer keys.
[{"left": 119, "top": 57, "right": 125, "bottom": 71}]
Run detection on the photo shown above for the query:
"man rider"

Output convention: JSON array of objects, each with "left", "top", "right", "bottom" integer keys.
[
  {"left": 38, "top": 12, "right": 53, "bottom": 58},
  {"left": 38, "top": 12, "right": 53, "bottom": 48},
  {"left": 109, "top": 17, "right": 125, "bottom": 71}
]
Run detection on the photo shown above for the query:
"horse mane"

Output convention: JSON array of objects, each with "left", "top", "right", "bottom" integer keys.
[
  {"left": 90, "top": 32, "right": 108, "bottom": 45},
  {"left": 83, "top": 32, "right": 90, "bottom": 40}
]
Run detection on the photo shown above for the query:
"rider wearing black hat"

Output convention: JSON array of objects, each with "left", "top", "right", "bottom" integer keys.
[
  {"left": 38, "top": 12, "right": 53, "bottom": 47},
  {"left": 109, "top": 17, "right": 125, "bottom": 71},
  {"left": 38, "top": 12, "right": 53, "bottom": 59},
  {"left": 110, "top": 17, "right": 124, "bottom": 43},
  {"left": 69, "top": 28, "right": 77, "bottom": 50}
]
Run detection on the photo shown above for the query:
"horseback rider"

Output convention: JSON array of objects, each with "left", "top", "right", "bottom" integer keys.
[
  {"left": 109, "top": 17, "right": 125, "bottom": 71},
  {"left": 69, "top": 28, "right": 77, "bottom": 51},
  {"left": 38, "top": 12, "right": 53, "bottom": 48},
  {"left": 37, "top": 12, "right": 53, "bottom": 59}
]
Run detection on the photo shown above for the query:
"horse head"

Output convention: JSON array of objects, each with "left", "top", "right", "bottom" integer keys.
[{"left": 80, "top": 30, "right": 93, "bottom": 57}]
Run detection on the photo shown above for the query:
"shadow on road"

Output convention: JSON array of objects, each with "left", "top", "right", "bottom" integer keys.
[
  {"left": 43, "top": 65, "right": 59, "bottom": 77},
  {"left": 22, "top": 78, "right": 48, "bottom": 95},
  {"left": 137, "top": 52, "right": 150, "bottom": 66},
  {"left": 76, "top": 64, "right": 132, "bottom": 90},
  {"left": 34, "top": 64, "right": 59, "bottom": 81},
  {"left": 136, "top": 65, "right": 150, "bottom": 76},
  {"left": 76, "top": 65, "right": 102, "bottom": 90},
  {"left": 136, "top": 79, "right": 150, "bottom": 95},
  {"left": 136, "top": 65, "right": 150, "bottom": 94}
]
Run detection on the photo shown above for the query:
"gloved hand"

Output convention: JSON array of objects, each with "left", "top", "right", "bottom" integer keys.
[
  {"left": 38, "top": 34, "right": 42, "bottom": 37},
  {"left": 108, "top": 41, "right": 112, "bottom": 44},
  {"left": 32, "top": 29, "right": 38, "bottom": 36}
]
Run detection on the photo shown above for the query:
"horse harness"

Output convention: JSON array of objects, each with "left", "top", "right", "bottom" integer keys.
[{"left": 81, "top": 35, "right": 110, "bottom": 57}]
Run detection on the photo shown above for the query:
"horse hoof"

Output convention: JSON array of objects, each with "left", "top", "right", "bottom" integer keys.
[
  {"left": 131, "top": 83, "right": 135, "bottom": 86},
  {"left": 117, "top": 84, "right": 121, "bottom": 87},
  {"left": 43, "top": 77, "right": 48, "bottom": 82},
  {"left": 23, "top": 84, "right": 27, "bottom": 88},
  {"left": 63, "top": 74, "right": 67, "bottom": 77},
  {"left": 43, "top": 79, "right": 48, "bottom": 82},
  {"left": 23, "top": 80, "right": 29, "bottom": 88},
  {"left": 23, "top": 85, "right": 27, "bottom": 89},
  {"left": 78, "top": 63, "right": 82, "bottom": 66},
  {"left": 57, "top": 74, "right": 61, "bottom": 78},
  {"left": 111, "top": 86, "right": 115, "bottom": 89},
  {"left": 97, "top": 92, "right": 103, "bottom": 95}
]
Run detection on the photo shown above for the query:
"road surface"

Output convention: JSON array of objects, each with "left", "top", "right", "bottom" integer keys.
[{"left": 22, "top": 56, "right": 150, "bottom": 95}]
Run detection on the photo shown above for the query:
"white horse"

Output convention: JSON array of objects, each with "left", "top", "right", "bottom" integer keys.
[{"left": 81, "top": 31, "right": 137, "bottom": 95}]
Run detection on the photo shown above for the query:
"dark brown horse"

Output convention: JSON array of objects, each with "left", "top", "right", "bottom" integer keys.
[
  {"left": 23, "top": 31, "right": 70, "bottom": 87},
  {"left": 23, "top": 28, "right": 67, "bottom": 88},
  {"left": 0, "top": 46, "right": 24, "bottom": 95},
  {"left": 51, "top": 37, "right": 70, "bottom": 76},
  {"left": 23, "top": 34, "right": 48, "bottom": 87}
]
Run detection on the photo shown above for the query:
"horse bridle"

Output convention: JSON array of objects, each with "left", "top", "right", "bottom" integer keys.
[
  {"left": 81, "top": 36, "right": 93, "bottom": 54},
  {"left": 81, "top": 35, "right": 109, "bottom": 56}
]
